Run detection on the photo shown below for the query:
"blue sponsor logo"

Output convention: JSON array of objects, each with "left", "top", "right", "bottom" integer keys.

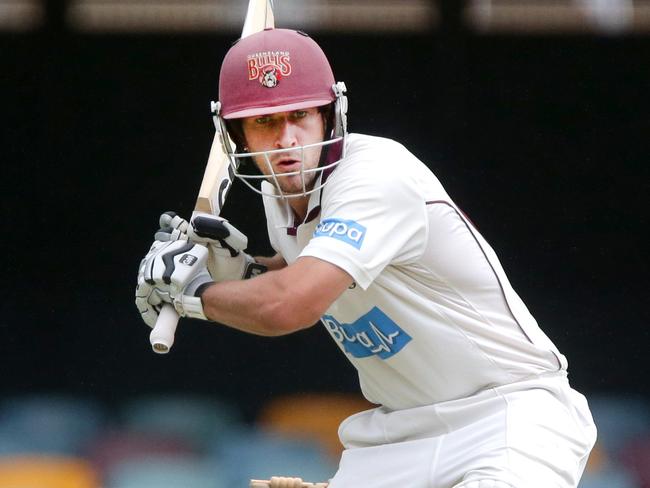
[
  {"left": 314, "top": 218, "right": 366, "bottom": 249},
  {"left": 322, "top": 307, "right": 412, "bottom": 360}
]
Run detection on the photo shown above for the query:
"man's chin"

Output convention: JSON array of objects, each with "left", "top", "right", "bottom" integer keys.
[
  {"left": 278, "top": 186, "right": 312, "bottom": 197},
  {"left": 276, "top": 177, "right": 316, "bottom": 196}
]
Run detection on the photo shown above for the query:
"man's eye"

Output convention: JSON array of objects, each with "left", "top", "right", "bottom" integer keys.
[
  {"left": 255, "top": 117, "right": 272, "bottom": 124},
  {"left": 293, "top": 110, "right": 308, "bottom": 118}
]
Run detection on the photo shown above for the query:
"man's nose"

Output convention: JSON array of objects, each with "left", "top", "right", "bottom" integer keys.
[{"left": 274, "top": 119, "right": 298, "bottom": 149}]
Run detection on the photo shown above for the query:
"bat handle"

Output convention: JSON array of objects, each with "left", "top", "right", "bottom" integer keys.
[{"left": 149, "top": 304, "right": 179, "bottom": 354}]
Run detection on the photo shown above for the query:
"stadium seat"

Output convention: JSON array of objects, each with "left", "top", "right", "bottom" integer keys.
[
  {"left": 120, "top": 394, "right": 242, "bottom": 450},
  {"left": 256, "top": 392, "right": 374, "bottom": 458},
  {"left": 0, "top": 395, "right": 106, "bottom": 455},
  {"left": 0, "top": 456, "right": 99, "bottom": 488},
  {"left": 620, "top": 435, "right": 650, "bottom": 488},
  {"left": 579, "top": 467, "right": 638, "bottom": 488},
  {"left": 105, "top": 457, "right": 226, "bottom": 488},
  {"left": 580, "top": 436, "right": 640, "bottom": 488},
  {"left": 83, "top": 429, "right": 196, "bottom": 476},
  {"left": 588, "top": 394, "right": 650, "bottom": 457},
  {"left": 208, "top": 426, "right": 337, "bottom": 487}
]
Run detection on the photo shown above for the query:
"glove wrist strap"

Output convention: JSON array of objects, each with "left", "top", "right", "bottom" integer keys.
[
  {"left": 177, "top": 273, "right": 213, "bottom": 321},
  {"left": 180, "top": 295, "right": 209, "bottom": 321}
]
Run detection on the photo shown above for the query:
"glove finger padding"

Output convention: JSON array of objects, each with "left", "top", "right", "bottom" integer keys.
[
  {"left": 155, "top": 212, "right": 190, "bottom": 242},
  {"left": 141, "top": 240, "right": 173, "bottom": 288},
  {"left": 189, "top": 213, "right": 248, "bottom": 255},
  {"left": 158, "top": 211, "right": 248, "bottom": 256},
  {"left": 154, "top": 227, "right": 187, "bottom": 243},
  {"left": 159, "top": 211, "right": 190, "bottom": 233},
  {"left": 135, "top": 279, "right": 167, "bottom": 328},
  {"left": 142, "top": 240, "right": 208, "bottom": 291}
]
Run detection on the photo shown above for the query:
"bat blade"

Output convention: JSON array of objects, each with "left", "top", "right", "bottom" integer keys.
[
  {"left": 149, "top": 0, "right": 276, "bottom": 354},
  {"left": 194, "top": 127, "right": 234, "bottom": 215},
  {"left": 242, "top": 0, "right": 275, "bottom": 38}
]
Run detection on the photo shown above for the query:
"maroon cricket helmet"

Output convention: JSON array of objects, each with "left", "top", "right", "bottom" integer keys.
[{"left": 218, "top": 28, "right": 336, "bottom": 119}]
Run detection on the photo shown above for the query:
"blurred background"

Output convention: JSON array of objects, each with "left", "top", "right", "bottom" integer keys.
[{"left": 1, "top": 0, "right": 649, "bottom": 486}]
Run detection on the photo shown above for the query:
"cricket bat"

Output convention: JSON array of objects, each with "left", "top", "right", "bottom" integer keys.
[{"left": 149, "top": 0, "right": 275, "bottom": 354}]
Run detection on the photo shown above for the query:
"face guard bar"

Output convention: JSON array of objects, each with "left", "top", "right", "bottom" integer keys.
[
  {"left": 212, "top": 82, "right": 348, "bottom": 200},
  {"left": 227, "top": 138, "right": 344, "bottom": 199}
]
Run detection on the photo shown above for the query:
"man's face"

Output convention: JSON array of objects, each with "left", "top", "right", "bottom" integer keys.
[{"left": 240, "top": 107, "right": 326, "bottom": 196}]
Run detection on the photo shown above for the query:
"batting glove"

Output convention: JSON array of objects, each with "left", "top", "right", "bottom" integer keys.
[
  {"left": 158, "top": 211, "right": 267, "bottom": 282},
  {"left": 135, "top": 239, "right": 213, "bottom": 327}
]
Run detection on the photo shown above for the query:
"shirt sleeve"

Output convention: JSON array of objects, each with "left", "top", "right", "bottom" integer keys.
[{"left": 299, "top": 158, "right": 429, "bottom": 289}]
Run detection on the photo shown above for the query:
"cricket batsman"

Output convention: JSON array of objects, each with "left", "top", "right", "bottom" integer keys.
[{"left": 136, "top": 28, "right": 597, "bottom": 487}]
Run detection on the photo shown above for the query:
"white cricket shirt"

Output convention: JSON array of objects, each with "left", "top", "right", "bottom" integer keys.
[{"left": 262, "top": 133, "right": 567, "bottom": 411}]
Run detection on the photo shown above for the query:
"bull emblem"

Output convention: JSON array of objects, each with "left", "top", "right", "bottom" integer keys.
[{"left": 259, "top": 67, "right": 281, "bottom": 88}]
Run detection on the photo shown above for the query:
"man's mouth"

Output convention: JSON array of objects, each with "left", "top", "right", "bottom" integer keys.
[{"left": 276, "top": 158, "right": 302, "bottom": 172}]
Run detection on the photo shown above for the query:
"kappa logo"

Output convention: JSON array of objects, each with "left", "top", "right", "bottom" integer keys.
[
  {"left": 322, "top": 307, "right": 412, "bottom": 360},
  {"left": 247, "top": 51, "right": 292, "bottom": 88},
  {"left": 314, "top": 218, "right": 366, "bottom": 249},
  {"left": 179, "top": 254, "right": 198, "bottom": 266}
]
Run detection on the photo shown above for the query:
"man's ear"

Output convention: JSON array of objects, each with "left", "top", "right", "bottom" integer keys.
[
  {"left": 319, "top": 104, "right": 333, "bottom": 139},
  {"left": 226, "top": 119, "right": 247, "bottom": 152}
]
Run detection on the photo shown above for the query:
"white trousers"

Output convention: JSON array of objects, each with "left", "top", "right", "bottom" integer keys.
[{"left": 328, "top": 373, "right": 596, "bottom": 488}]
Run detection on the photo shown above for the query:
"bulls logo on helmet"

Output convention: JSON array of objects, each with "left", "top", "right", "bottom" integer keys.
[{"left": 260, "top": 66, "right": 281, "bottom": 88}]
